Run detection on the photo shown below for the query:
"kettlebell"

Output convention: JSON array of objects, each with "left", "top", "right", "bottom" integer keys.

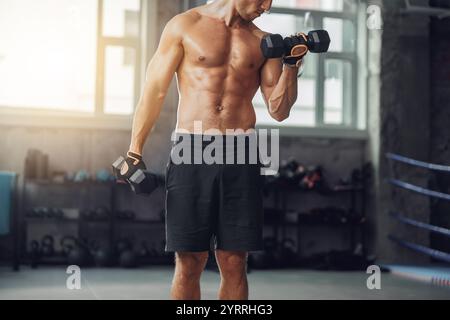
[
  {"left": 30, "top": 240, "right": 40, "bottom": 268},
  {"left": 89, "top": 240, "right": 114, "bottom": 267},
  {"left": 264, "top": 237, "right": 279, "bottom": 268},
  {"left": 139, "top": 241, "right": 151, "bottom": 258},
  {"left": 61, "top": 236, "right": 91, "bottom": 266},
  {"left": 117, "top": 239, "right": 137, "bottom": 268},
  {"left": 94, "top": 206, "right": 110, "bottom": 221},
  {"left": 40, "top": 235, "right": 55, "bottom": 257},
  {"left": 280, "top": 238, "right": 297, "bottom": 268},
  {"left": 116, "top": 238, "right": 132, "bottom": 254}
]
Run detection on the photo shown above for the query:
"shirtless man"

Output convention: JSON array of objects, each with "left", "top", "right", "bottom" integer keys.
[{"left": 121, "top": 0, "right": 307, "bottom": 300}]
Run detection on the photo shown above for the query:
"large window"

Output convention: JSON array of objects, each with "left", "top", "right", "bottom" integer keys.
[
  {"left": 0, "top": 0, "right": 142, "bottom": 115},
  {"left": 254, "top": 0, "right": 362, "bottom": 129}
]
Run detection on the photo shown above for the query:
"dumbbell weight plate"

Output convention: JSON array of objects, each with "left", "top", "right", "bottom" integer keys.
[{"left": 112, "top": 156, "right": 125, "bottom": 181}]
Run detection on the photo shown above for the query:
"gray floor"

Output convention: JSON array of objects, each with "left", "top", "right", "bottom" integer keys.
[{"left": 0, "top": 266, "right": 449, "bottom": 300}]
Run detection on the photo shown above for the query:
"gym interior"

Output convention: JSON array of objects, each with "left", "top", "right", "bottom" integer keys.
[{"left": 0, "top": 0, "right": 449, "bottom": 300}]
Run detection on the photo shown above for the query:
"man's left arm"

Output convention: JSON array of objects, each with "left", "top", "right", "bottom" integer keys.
[{"left": 260, "top": 58, "right": 301, "bottom": 122}]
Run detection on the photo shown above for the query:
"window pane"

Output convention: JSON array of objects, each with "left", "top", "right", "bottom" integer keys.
[
  {"left": 256, "top": 103, "right": 315, "bottom": 127},
  {"left": 274, "top": 0, "right": 356, "bottom": 12},
  {"left": 254, "top": 13, "right": 317, "bottom": 127},
  {"left": 104, "top": 46, "right": 135, "bottom": 115},
  {"left": 323, "top": 18, "right": 355, "bottom": 52},
  {"left": 103, "top": 0, "right": 140, "bottom": 38},
  {"left": 324, "top": 59, "right": 352, "bottom": 125},
  {"left": 0, "top": 0, "right": 97, "bottom": 111},
  {"left": 255, "top": 54, "right": 317, "bottom": 127},
  {"left": 254, "top": 13, "right": 314, "bottom": 36}
]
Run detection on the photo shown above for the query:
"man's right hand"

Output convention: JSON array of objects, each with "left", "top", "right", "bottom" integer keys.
[
  {"left": 119, "top": 151, "right": 147, "bottom": 180},
  {"left": 282, "top": 33, "right": 309, "bottom": 68}
]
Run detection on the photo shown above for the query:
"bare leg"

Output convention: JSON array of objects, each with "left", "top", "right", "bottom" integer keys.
[
  {"left": 170, "top": 251, "right": 209, "bottom": 300},
  {"left": 215, "top": 250, "right": 248, "bottom": 300}
]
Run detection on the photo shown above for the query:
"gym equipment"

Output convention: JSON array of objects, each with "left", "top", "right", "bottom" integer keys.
[
  {"left": 390, "top": 211, "right": 450, "bottom": 237},
  {"left": 388, "top": 178, "right": 450, "bottom": 201},
  {"left": 279, "top": 238, "right": 297, "bottom": 268},
  {"left": 40, "top": 235, "right": 54, "bottom": 257},
  {"left": 116, "top": 238, "right": 132, "bottom": 254},
  {"left": 116, "top": 238, "right": 137, "bottom": 268},
  {"left": 386, "top": 153, "right": 450, "bottom": 264},
  {"left": 30, "top": 240, "right": 40, "bottom": 268},
  {"left": 277, "top": 159, "right": 306, "bottom": 186},
  {"left": 81, "top": 207, "right": 110, "bottom": 221},
  {"left": 119, "top": 250, "right": 138, "bottom": 268},
  {"left": 73, "top": 170, "right": 90, "bottom": 182},
  {"left": 33, "top": 207, "right": 47, "bottom": 218},
  {"left": 115, "top": 210, "right": 136, "bottom": 221},
  {"left": 95, "top": 169, "right": 113, "bottom": 182},
  {"left": 386, "top": 152, "right": 450, "bottom": 172},
  {"left": 149, "top": 243, "right": 159, "bottom": 257},
  {"left": 81, "top": 209, "right": 93, "bottom": 220},
  {"left": 61, "top": 236, "right": 92, "bottom": 266},
  {"left": 309, "top": 206, "right": 349, "bottom": 225},
  {"left": 139, "top": 241, "right": 151, "bottom": 258},
  {"left": 50, "top": 208, "right": 64, "bottom": 219},
  {"left": 389, "top": 235, "right": 450, "bottom": 263},
  {"left": 24, "top": 149, "right": 49, "bottom": 180},
  {"left": 90, "top": 241, "right": 115, "bottom": 267},
  {"left": 299, "top": 166, "right": 325, "bottom": 191},
  {"left": 261, "top": 30, "right": 330, "bottom": 59},
  {"left": 112, "top": 156, "right": 163, "bottom": 195},
  {"left": 93, "top": 206, "right": 110, "bottom": 221},
  {"left": 249, "top": 237, "right": 279, "bottom": 269}
]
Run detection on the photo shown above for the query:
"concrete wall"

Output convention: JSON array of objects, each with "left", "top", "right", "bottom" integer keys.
[{"left": 429, "top": 12, "right": 450, "bottom": 254}]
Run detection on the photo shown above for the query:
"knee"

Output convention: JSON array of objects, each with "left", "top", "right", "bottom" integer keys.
[
  {"left": 175, "top": 252, "right": 208, "bottom": 280},
  {"left": 217, "top": 252, "right": 247, "bottom": 278}
]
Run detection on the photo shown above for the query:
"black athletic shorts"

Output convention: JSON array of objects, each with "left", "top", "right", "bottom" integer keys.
[{"left": 164, "top": 133, "right": 264, "bottom": 252}]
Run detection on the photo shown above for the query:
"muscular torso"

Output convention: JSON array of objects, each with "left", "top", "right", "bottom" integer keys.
[{"left": 175, "top": 9, "right": 266, "bottom": 133}]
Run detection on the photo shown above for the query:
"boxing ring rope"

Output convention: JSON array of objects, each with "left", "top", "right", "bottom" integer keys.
[
  {"left": 390, "top": 212, "right": 450, "bottom": 238},
  {"left": 386, "top": 153, "right": 450, "bottom": 264},
  {"left": 386, "top": 152, "right": 450, "bottom": 172},
  {"left": 387, "top": 178, "right": 450, "bottom": 201},
  {"left": 388, "top": 235, "right": 450, "bottom": 263}
]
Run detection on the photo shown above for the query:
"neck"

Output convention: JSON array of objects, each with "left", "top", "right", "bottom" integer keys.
[{"left": 206, "top": 0, "right": 247, "bottom": 27}]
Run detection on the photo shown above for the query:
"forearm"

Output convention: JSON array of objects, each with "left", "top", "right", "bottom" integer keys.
[
  {"left": 268, "top": 65, "right": 299, "bottom": 121},
  {"left": 128, "top": 82, "right": 166, "bottom": 155}
]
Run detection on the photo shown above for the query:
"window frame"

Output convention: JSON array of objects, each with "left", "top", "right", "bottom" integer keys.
[
  {"left": 0, "top": 0, "right": 148, "bottom": 129},
  {"left": 254, "top": 4, "right": 365, "bottom": 136},
  {"left": 0, "top": 0, "right": 368, "bottom": 139}
]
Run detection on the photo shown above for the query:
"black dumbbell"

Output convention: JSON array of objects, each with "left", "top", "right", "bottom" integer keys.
[
  {"left": 112, "top": 156, "right": 163, "bottom": 195},
  {"left": 261, "top": 30, "right": 330, "bottom": 59}
]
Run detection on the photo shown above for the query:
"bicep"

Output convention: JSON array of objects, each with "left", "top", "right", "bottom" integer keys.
[
  {"left": 260, "top": 58, "right": 282, "bottom": 106},
  {"left": 144, "top": 18, "right": 184, "bottom": 92}
]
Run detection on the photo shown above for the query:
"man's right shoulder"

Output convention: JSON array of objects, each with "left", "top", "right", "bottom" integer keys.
[{"left": 166, "top": 9, "right": 201, "bottom": 32}]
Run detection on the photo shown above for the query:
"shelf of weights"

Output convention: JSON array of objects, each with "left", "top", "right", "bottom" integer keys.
[
  {"left": 262, "top": 163, "right": 370, "bottom": 264},
  {"left": 18, "top": 177, "right": 115, "bottom": 267},
  {"left": 110, "top": 181, "right": 173, "bottom": 266},
  {"left": 17, "top": 177, "right": 173, "bottom": 268}
]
